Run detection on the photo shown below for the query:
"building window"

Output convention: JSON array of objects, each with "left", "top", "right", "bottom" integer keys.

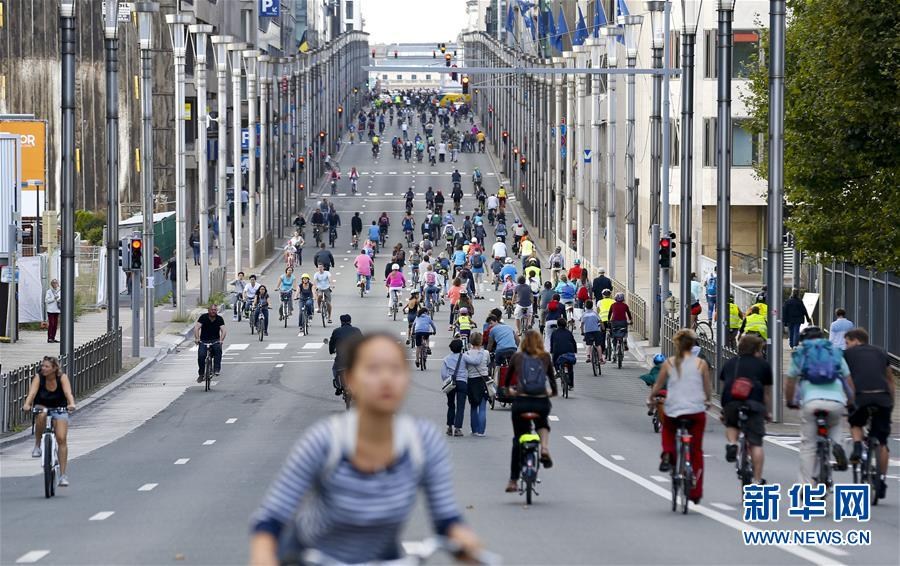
[
  {"left": 382, "top": 74, "right": 388, "bottom": 80},
  {"left": 345, "top": 23, "right": 353, "bottom": 31},
  {"left": 411, "top": 74, "right": 417, "bottom": 80},
  {"left": 345, "top": 0, "right": 354, "bottom": 20},
  {"left": 425, "top": 74, "right": 431, "bottom": 80},
  {"left": 702, "top": 117, "right": 759, "bottom": 167},
  {"left": 397, "top": 75, "right": 402, "bottom": 80},
  {"left": 705, "top": 29, "right": 760, "bottom": 79}
]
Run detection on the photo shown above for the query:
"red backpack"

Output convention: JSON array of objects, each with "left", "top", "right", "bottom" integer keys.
[{"left": 577, "top": 286, "right": 590, "bottom": 302}]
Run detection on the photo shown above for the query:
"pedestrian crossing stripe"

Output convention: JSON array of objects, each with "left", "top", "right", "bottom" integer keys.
[
  {"left": 266, "top": 343, "right": 287, "bottom": 350},
  {"left": 302, "top": 342, "right": 324, "bottom": 349},
  {"left": 226, "top": 344, "right": 249, "bottom": 351}
]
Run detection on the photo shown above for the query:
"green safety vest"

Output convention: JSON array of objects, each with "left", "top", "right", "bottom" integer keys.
[{"left": 743, "top": 313, "right": 768, "bottom": 339}]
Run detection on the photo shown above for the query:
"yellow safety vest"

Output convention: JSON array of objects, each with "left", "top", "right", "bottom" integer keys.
[
  {"left": 598, "top": 298, "right": 615, "bottom": 321},
  {"left": 743, "top": 313, "right": 768, "bottom": 339},
  {"left": 498, "top": 188, "right": 507, "bottom": 198},
  {"left": 728, "top": 303, "right": 742, "bottom": 330},
  {"left": 457, "top": 315, "right": 474, "bottom": 331},
  {"left": 746, "top": 302, "right": 768, "bottom": 319},
  {"left": 524, "top": 266, "right": 541, "bottom": 282}
]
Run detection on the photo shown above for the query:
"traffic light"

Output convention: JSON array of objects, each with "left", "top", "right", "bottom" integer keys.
[
  {"left": 451, "top": 68, "right": 458, "bottom": 82},
  {"left": 299, "top": 182, "right": 305, "bottom": 191},
  {"left": 298, "top": 155, "right": 305, "bottom": 170},
  {"left": 440, "top": 43, "right": 446, "bottom": 54},
  {"left": 318, "top": 130, "right": 326, "bottom": 143},
  {"left": 337, "top": 105, "right": 343, "bottom": 116},
  {"left": 512, "top": 146, "right": 519, "bottom": 155},
  {"left": 519, "top": 156, "right": 527, "bottom": 171},
  {"left": 118, "top": 238, "right": 128, "bottom": 269},
  {"left": 444, "top": 53, "right": 451, "bottom": 67},
  {"left": 461, "top": 76, "right": 469, "bottom": 94},
  {"left": 658, "top": 232, "right": 676, "bottom": 268},
  {"left": 371, "top": 49, "right": 375, "bottom": 58},
  {"left": 394, "top": 51, "right": 398, "bottom": 59},
  {"left": 130, "top": 238, "right": 143, "bottom": 271},
  {"left": 501, "top": 130, "right": 508, "bottom": 143}
]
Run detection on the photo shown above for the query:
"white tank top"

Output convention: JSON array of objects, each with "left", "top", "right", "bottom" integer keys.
[{"left": 663, "top": 354, "right": 706, "bottom": 417}]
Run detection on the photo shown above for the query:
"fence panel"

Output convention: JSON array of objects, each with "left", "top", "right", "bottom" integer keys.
[{"left": 610, "top": 277, "right": 647, "bottom": 340}]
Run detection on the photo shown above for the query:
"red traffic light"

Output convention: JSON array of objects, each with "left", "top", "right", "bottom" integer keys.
[
  {"left": 337, "top": 105, "right": 344, "bottom": 114},
  {"left": 299, "top": 182, "right": 305, "bottom": 191},
  {"left": 660, "top": 238, "right": 671, "bottom": 249},
  {"left": 131, "top": 239, "right": 142, "bottom": 251}
]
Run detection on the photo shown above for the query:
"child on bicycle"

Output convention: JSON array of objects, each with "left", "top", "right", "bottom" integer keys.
[{"left": 456, "top": 307, "right": 475, "bottom": 343}]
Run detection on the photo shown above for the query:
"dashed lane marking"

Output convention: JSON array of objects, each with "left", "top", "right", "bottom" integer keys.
[
  {"left": 226, "top": 418, "right": 238, "bottom": 424},
  {"left": 610, "top": 454, "right": 625, "bottom": 461},
  {"left": 226, "top": 344, "right": 249, "bottom": 351},
  {"left": 650, "top": 475, "right": 668, "bottom": 483},
  {"left": 564, "top": 436, "right": 842, "bottom": 565},
  {"left": 15, "top": 551, "right": 50, "bottom": 563},
  {"left": 302, "top": 342, "right": 325, "bottom": 350},
  {"left": 583, "top": 436, "right": 596, "bottom": 442},
  {"left": 138, "top": 483, "right": 158, "bottom": 491},
  {"left": 275, "top": 364, "right": 284, "bottom": 368},
  {"left": 548, "top": 415, "right": 559, "bottom": 422},
  {"left": 89, "top": 511, "right": 115, "bottom": 521},
  {"left": 709, "top": 503, "right": 736, "bottom": 511},
  {"left": 174, "top": 458, "right": 190, "bottom": 465},
  {"left": 202, "top": 440, "right": 216, "bottom": 446}
]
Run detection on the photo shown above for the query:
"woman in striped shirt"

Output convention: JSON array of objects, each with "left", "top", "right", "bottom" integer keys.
[{"left": 250, "top": 332, "right": 482, "bottom": 565}]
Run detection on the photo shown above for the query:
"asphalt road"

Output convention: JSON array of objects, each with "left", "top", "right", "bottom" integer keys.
[{"left": 2, "top": 116, "right": 898, "bottom": 566}]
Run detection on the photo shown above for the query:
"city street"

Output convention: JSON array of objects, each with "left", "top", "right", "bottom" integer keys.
[{"left": 2, "top": 125, "right": 898, "bottom": 566}]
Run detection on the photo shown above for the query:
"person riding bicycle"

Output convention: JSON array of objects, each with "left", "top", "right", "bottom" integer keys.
[
  {"left": 718, "top": 334, "right": 772, "bottom": 485},
  {"left": 486, "top": 193, "right": 499, "bottom": 214},
  {"left": 313, "top": 264, "right": 334, "bottom": 324},
  {"left": 739, "top": 305, "right": 768, "bottom": 340},
  {"left": 367, "top": 221, "right": 382, "bottom": 249},
  {"left": 554, "top": 275, "right": 577, "bottom": 310},
  {"left": 327, "top": 314, "right": 362, "bottom": 396},
  {"left": 785, "top": 326, "right": 853, "bottom": 485},
  {"left": 451, "top": 169, "right": 462, "bottom": 186},
  {"left": 313, "top": 242, "right": 335, "bottom": 271},
  {"left": 607, "top": 293, "right": 633, "bottom": 350},
  {"left": 242, "top": 274, "right": 261, "bottom": 310},
  {"left": 451, "top": 184, "right": 464, "bottom": 210},
  {"left": 192, "top": 301, "right": 227, "bottom": 379},
  {"left": 310, "top": 208, "right": 326, "bottom": 239},
  {"left": 434, "top": 190, "right": 445, "bottom": 212},
  {"left": 472, "top": 167, "right": 482, "bottom": 189},
  {"left": 844, "top": 328, "right": 894, "bottom": 500},
  {"left": 567, "top": 259, "right": 584, "bottom": 283},
  {"left": 230, "top": 271, "right": 248, "bottom": 321},
  {"left": 580, "top": 300, "right": 603, "bottom": 364},
  {"left": 402, "top": 212, "right": 415, "bottom": 240},
  {"left": 456, "top": 307, "right": 475, "bottom": 342},
  {"left": 425, "top": 187, "right": 435, "bottom": 210},
  {"left": 404, "top": 187, "right": 415, "bottom": 211},
  {"left": 351, "top": 211, "right": 363, "bottom": 242},
  {"left": 296, "top": 274, "right": 315, "bottom": 331},
  {"left": 404, "top": 291, "right": 422, "bottom": 339},
  {"left": 277, "top": 267, "right": 298, "bottom": 321},
  {"left": 497, "top": 186, "right": 507, "bottom": 208},
  {"left": 413, "top": 308, "right": 437, "bottom": 365},
  {"left": 23, "top": 356, "right": 77, "bottom": 486},
  {"left": 378, "top": 212, "right": 390, "bottom": 240},
  {"left": 648, "top": 330, "right": 711, "bottom": 503},
  {"left": 327, "top": 210, "right": 341, "bottom": 242},
  {"left": 251, "top": 285, "right": 271, "bottom": 336},
  {"left": 385, "top": 264, "right": 407, "bottom": 317},
  {"left": 354, "top": 250, "right": 374, "bottom": 294},
  {"left": 513, "top": 276, "right": 534, "bottom": 334},
  {"left": 550, "top": 317, "right": 578, "bottom": 390}
]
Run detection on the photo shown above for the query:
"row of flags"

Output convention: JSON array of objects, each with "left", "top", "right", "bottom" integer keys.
[{"left": 505, "top": 0, "right": 630, "bottom": 53}]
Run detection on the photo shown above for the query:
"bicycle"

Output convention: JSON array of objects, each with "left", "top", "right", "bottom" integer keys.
[
  {"left": 648, "top": 393, "right": 665, "bottom": 433},
  {"left": 389, "top": 288, "right": 402, "bottom": 321},
  {"left": 416, "top": 333, "right": 431, "bottom": 371},
  {"left": 31, "top": 407, "right": 68, "bottom": 498},
  {"left": 588, "top": 338, "right": 602, "bottom": 376},
  {"left": 610, "top": 323, "right": 628, "bottom": 369},
  {"left": 336, "top": 369, "right": 352, "bottom": 410},
  {"left": 357, "top": 274, "right": 366, "bottom": 298},
  {"left": 735, "top": 404, "right": 754, "bottom": 487},
  {"left": 255, "top": 306, "right": 267, "bottom": 342},
  {"left": 328, "top": 227, "right": 337, "bottom": 248},
  {"left": 279, "top": 292, "right": 293, "bottom": 328},
  {"left": 232, "top": 294, "right": 245, "bottom": 322},
  {"left": 852, "top": 407, "right": 883, "bottom": 506},
  {"left": 518, "top": 412, "right": 542, "bottom": 505},
  {"left": 313, "top": 225, "right": 322, "bottom": 247},
  {"left": 317, "top": 290, "right": 331, "bottom": 327},
  {"left": 556, "top": 358, "right": 574, "bottom": 399},
  {"left": 671, "top": 417, "right": 696, "bottom": 514},
  {"left": 199, "top": 341, "right": 219, "bottom": 391},
  {"left": 517, "top": 309, "right": 533, "bottom": 338},
  {"left": 302, "top": 536, "right": 500, "bottom": 566},
  {"left": 503, "top": 297, "right": 514, "bottom": 320},
  {"left": 298, "top": 300, "right": 311, "bottom": 336},
  {"left": 693, "top": 319, "right": 713, "bottom": 341},
  {"left": 405, "top": 229, "right": 414, "bottom": 247},
  {"left": 812, "top": 409, "right": 837, "bottom": 490}
]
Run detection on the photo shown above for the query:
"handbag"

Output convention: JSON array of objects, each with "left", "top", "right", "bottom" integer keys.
[
  {"left": 441, "top": 353, "right": 463, "bottom": 393},
  {"left": 729, "top": 358, "right": 754, "bottom": 401}
]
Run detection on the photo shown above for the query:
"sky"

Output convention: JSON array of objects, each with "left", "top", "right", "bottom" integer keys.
[{"left": 362, "top": 0, "right": 469, "bottom": 44}]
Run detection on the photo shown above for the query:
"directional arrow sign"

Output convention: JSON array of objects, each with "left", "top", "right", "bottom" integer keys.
[{"left": 584, "top": 149, "right": 592, "bottom": 163}]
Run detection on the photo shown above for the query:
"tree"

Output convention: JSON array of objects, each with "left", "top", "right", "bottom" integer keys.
[{"left": 743, "top": 0, "right": 900, "bottom": 271}]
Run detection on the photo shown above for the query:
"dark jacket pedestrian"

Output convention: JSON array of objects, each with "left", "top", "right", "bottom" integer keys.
[
  {"left": 592, "top": 274, "right": 613, "bottom": 302},
  {"left": 782, "top": 295, "right": 811, "bottom": 325}
]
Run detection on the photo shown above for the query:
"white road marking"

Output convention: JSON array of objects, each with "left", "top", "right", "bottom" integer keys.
[
  {"left": 548, "top": 415, "right": 559, "bottom": 421},
  {"left": 188, "top": 345, "right": 198, "bottom": 352},
  {"left": 610, "top": 454, "right": 625, "bottom": 461},
  {"left": 765, "top": 435, "right": 801, "bottom": 453},
  {"left": 265, "top": 343, "right": 287, "bottom": 350},
  {"left": 710, "top": 502, "right": 736, "bottom": 511},
  {"left": 564, "top": 436, "right": 842, "bottom": 565},
  {"left": 138, "top": 483, "right": 158, "bottom": 491},
  {"left": 650, "top": 475, "right": 669, "bottom": 483},
  {"left": 15, "top": 550, "right": 50, "bottom": 563},
  {"left": 275, "top": 363, "right": 284, "bottom": 368},
  {"left": 889, "top": 458, "right": 900, "bottom": 468},
  {"left": 225, "top": 418, "right": 238, "bottom": 424},
  {"left": 202, "top": 440, "right": 216, "bottom": 446},
  {"left": 583, "top": 436, "right": 596, "bottom": 442},
  {"left": 174, "top": 458, "right": 190, "bottom": 465},
  {"left": 226, "top": 343, "right": 249, "bottom": 351},
  {"left": 89, "top": 511, "right": 115, "bottom": 521},
  {"left": 303, "top": 342, "right": 325, "bottom": 349}
]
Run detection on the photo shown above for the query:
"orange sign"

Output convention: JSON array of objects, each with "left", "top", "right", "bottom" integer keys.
[{"left": 0, "top": 120, "right": 47, "bottom": 188}]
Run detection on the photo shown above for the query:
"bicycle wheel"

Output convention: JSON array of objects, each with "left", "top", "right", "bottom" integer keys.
[
  {"left": 868, "top": 440, "right": 881, "bottom": 506},
  {"left": 695, "top": 321, "right": 713, "bottom": 341},
  {"left": 43, "top": 435, "right": 53, "bottom": 499},
  {"left": 258, "top": 319, "right": 265, "bottom": 342},
  {"left": 561, "top": 368, "right": 569, "bottom": 398},
  {"left": 681, "top": 462, "right": 692, "bottom": 514},
  {"left": 591, "top": 347, "right": 600, "bottom": 376},
  {"left": 322, "top": 305, "right": 327, "bottom": 328},
  {"left": 617, "top": 342, "right": 624, "bottom": 369},
  {"left": 652, "top": 413, "right": 661, "bottom": 433},
  {"left": 283, "top": 303, "right": 289, "bottom": 328},
  {"left": 205, "top": 355, "right": 213, "bottom": 392},
  {"left": 360, "top": 281, "right": 365, "bottom": 298}
]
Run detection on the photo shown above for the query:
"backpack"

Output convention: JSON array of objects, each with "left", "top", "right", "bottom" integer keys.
[
  {"left": 793, "top": 339, "right": 842, "bottom": 385},
  {"left": 425, "top": 271, "right": 437, "bottom": 285},
  {"left": 706, "top": 276, "right": 717, "bottom": 296},
  {"left": 472, "top": 254, "right": 484, "bottom": 269},
  {"left": 519, "top": 354, "right": 549, "bottom": 395}
]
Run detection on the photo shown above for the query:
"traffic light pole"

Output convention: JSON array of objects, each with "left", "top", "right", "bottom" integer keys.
[{"left": 131, "top": 265, "right": 140, "bottom": 358}]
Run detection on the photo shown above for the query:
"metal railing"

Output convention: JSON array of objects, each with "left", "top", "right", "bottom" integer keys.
[
  {"left": 661, "top": 315, "right": 736, "bottom": 394},
  {"left": 610, "top": 276, "right": 648, "bottom": 341},
  {"left": 1, "top": 328, "right": 122, "bottom": 433}
]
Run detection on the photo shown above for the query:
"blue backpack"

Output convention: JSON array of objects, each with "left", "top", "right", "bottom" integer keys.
[
  {"left": 706, "top": 275, "right": 717, "bottom": 296},
  {"left": 793, "top": 338, "right": 842, "bottom": 385}
]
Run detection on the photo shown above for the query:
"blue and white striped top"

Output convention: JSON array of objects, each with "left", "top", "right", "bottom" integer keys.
[{"left": 250, "top": 413, "right": 463, "bottom": 564}]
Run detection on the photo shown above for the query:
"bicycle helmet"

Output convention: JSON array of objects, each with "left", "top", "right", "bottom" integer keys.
[
  {"left": 505, "top": 257, "right": 514, "bottom": 264},
  {"left": 301, "top": 273, "right": 311, "bottom": 280},
  {"left": 602, "top": 289, "right": 612, "bottom": 297},
  {"left": 410, "top": 289, "right": 419, "bottom": 295},
  {"left": 459, "top": 307, "right": 469, "bottom": 314},
  {"left": 799, "top": 326, "right": 824, "bottom": 342},
  {"left": 614, "top": 292, "right": 625, "bottom": 302},
  {"left": 653, "top": 353, "right": 666, "bottom": 365},
  {"left": 460, "top": 289, "right": 468, "bottom": 295},
  {"left": 574, "top": 259, "right": 581, "bottom": 265},
  {"left": 471, "top": 238, "right": 477, "bottom": 243},
  {"left": 391, "top": 263, "right": 400, "bottom": 270}
]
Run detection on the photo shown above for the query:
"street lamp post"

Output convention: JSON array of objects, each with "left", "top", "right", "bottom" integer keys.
[
  {"left": 59, "top": 0, "right": 78, "bottom": 373},
  {"left": 552, "top": 57, "right": 564, "bottom": 247},
  {"left": 588, "top": 38, "right": 603, "bottom": 274},
  {"left": 646, "top": 0, "right": 665, "bottom": 345},
  {"left": 574, "top": 45, "right": 588, "bottom": 263},
  {"left": 605, "top": 25, "right": 623, "bottom": 279},
  {"left": 678, "top": 0, "right": 700, "bottom": 327},
  {"left": 258, "top": 55, "right": 270, "bottom": 240},
  {"left": 190, "top": 23, "right": 213, "bottom": 303},
  {"left": 564, "top": 50, "right": 575, "bottom": 257},
  {"left": 660, "top": 0, "right": 674, "bottom": 328},
  {"left": 103, "top": 0, "right": 120, "bottom": 335},
  {"left": 136, "top": 1, "right": 158, "bottom": 348},
  {"left": 715, "top": 0, "right": 734, "bottom": 383},
  {"left": 243, "top": 49, "right": 259, "bottom": 269},
  {"left": 165, "top": 12, "right": 194, "bottom": 319},
  {"left": 622, "top": 14, "right": 643, "bottom": 293},
  {"left": 211, "top": 35, "right": 233, "bottom": 271},
  {"left": 227, "top": 42, "right": 247, "bottom": 279}
]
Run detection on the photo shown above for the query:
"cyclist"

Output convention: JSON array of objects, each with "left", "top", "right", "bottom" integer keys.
[
  {"left": 230, "top": 271, "right": 248, "bottom": 321},
  {"left": 378, "top": 212, "right": 390, "bottom": 241},
  {"left": 297, "top": 274, "right": 315, "bottom": 332},
  {"left": 408, "top": 245, "right": 423, "bottom": 286},
  {"left": 289, "top": 230, "right": 305, "bottom": 265},
  {"left": 486, "top": 318, "right": 519, "bottom": 369},
  {"left": 251, "top": 285, "right": 271, "bottom": 336},
  {"left": 327, "top": 209, "right": 341, "bottom": 244},
  {"left": 423, "top": 264, "right": 442, "bottom": 311},
  {"left": 451, "top": 184, "right": 464, "bottom": 212},
  {"left": 844, "top": 328, "right": 894, "bottom": 499},
  {"left": 413, "top": 308, "right": 437, "bottom": 367},
  {"left": 542, "top": 293, "right": 564, "bottom": 353},
  {"left": 497, "top": 186, "right": 507, "bottom": 209},
  {"left": 313, "top": 242, "right": 335, "bottom": 271},
  {"left": 385, "top": 264, "right": 406, "bottom": 317},
  {"left": 739, "top": 305, "right": 768, "bottom": 340},
  {"left": 473, "top": 220, "right": 486, "bottom": 247},
  {"left": 647, "top": 329, "right": 711, "bottom": 503},
  {"left": 592, "top": 268, "right": 613, "bottom": 302},
  {"left": 505, "top": 330, "right": 557, "bottom": 494},
  {"left": 354, "top": 250, "right": 374, "bottom": 293},
  {"left": 494, "top": 218, "right": 508, "bottom": 243},
  {"left": 367, "top": 220, "right": 381, "bottom": 250},
  {"left": 785, "top": 326, "right": 853, "bottom": 485},
  {"left": 402, "top": 212, "right": 415, "bottom": 243},
  {"left": 514, "top": 276, "right": 534, "bottom": 334},
  {"left": 567, "top": 258, "right": 584, "bottom": 284},
  {"left": 404, "top": 290, "right": 423, "bottom": 341},
  {"left": 283, "top": 240, "right": 297, "bottom": 269},
  {"left": 23, "top": 356, "right": 76, "bottom": 486},
  {"left": 277, "top": 267, "right": 298, "bottom": 321},
  {"left": 554, "top": 275, "right": 577, "bottom": 317},
  {"left": 486, "top": 193, "right": 499, "bottom": 220},
  {"left": 451, "top": 168, "right": 462, "bottom": 187},
  {"left": 425, "top": 186, "right": 435, "bottom": 210},
  {"left": 404, "top": 187, "right": 415, "bottom": 211},
  {"left": 327, "top": 314, "right": 362, "bottom": 396},
  {"left": 714, "top": 294, "right": 744, "bottom": 347},
  {"left": 550, "top": 316, "right": 578, "bottom": 390},
  {"left": 581, "top": 300, "right": 603, "bottom": 364},
  {"left": 472, "top": 167, "right": 482, "bottom": 191},
  {"left": 313, "top": 264, "right": 334, "bottom": 324},
  {"left": 351, "top": 212, "right": 363, "bottom": 243},
  {"left": 242, "top": 274, "right": 261, "bottom": 310},
  {"left": 456, "top": 306, "right": 475, "bottom": 343},
  {"left": 607, "top": 293, "right": 633, "bottom": 351},
  {"left": 718, "top": 334, "right": 771, "bottom": 485}
]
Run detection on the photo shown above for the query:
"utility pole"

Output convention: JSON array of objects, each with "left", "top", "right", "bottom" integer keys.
[
  {"left": 59, "top": 0, "right": 77, "bottom": 373},
  {"left": 258, "top": 56, "right": 270, "bottom": 240},
  {"left": 191, "top": 23, "right": 213, "bottom": 302},
  {"left": 647, "top": 0, "right": 665, "bottom": 346},
  {"left": 678, "top": 7, "right": 699, "bottom": 327},
  {"left": 228, "top": 42, "right": 247, "bottom": 278},
  {"left": 211, "top": 35, "right": 232, "bottom": 270},
  {"left": 244, "top": 49, "right": 259, "bottom": 269},
  {"left": 103, "top": 0, "right": 120, "bottom": 334},
  {"left": 605, "top": 25, "right": 622, "bottom": 279},
  {"left": 660, "top": 1, "right": 673, "bottom": 324},
  {"left": 588, "top": 38, "right": 602, "bottom": 274},
  {"left": 623, "top": 15, "right": 643, "bottom": 293},
  {"left": 137, "top": 2, "right": 158, "bottom": 348}
]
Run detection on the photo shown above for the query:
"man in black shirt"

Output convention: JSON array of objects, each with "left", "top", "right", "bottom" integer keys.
[
  {"left": 592, "top": 268, "right": 613, "bottom": 303},
  {"left": 550, "top": 317, "right": 578, "bottom": 389},
  {"left": 329, "top": 314, "right": 362, "bottom": 395},
  {"left": 313, "top": 242, "right": 335, "bottom": 270},
  {"left": 718, "top": 334, "right": 772, "bottom": 484},
  {"left": 194, "top": 304, "right": 227, "bottom": 381},
  {"left": 844, "top": 328, "right": 894, "bottom": 499},
  {"left": 351, "top": 212, "right": 363, "bottom": 240}
]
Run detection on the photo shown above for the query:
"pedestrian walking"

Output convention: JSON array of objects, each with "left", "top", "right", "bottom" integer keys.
[
  {"left": 782, "top": 289, "right": 812, "bottom": 349},
  {"left": 441, "top": 339, "right": 468, "bottom": 437},
  {"left": 828, "top": 308, "right": 854, "bottom": 350},
  {"left": 463, "top": 332, "right": 491, "bottom": 436},
  {"left": 45, "top": 279, "right": 61, "bottom": 343},
  {"left": 189, "top": 225, "right": 201, "bottom": 265},
  {"left": 165, "top": 257, "right": 177, "bottom": 306}
]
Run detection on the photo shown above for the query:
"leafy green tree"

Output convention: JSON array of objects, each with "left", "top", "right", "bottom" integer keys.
[
  {"left": 742, "top": 0, "right": 900, "bottom": 271},
  {"left": 74, "top": 209, "right": 105, "bottom": 245}
]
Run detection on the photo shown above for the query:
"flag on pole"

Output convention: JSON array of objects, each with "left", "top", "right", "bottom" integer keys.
[
  {"left": 573, "top": 6, "right": 589, "bottom": 46},
  {"left": 555, "top": 6, "right": 569, "bottom": 52},
  {"left": 519, "top": 0, "right": 536, "bottom": 40},
  {"left": 547, "top": 7, "right": 559, "bottom": 53},
  {"left": 298, "top": 29, "right": 309, "bottom": 53},
  {"left": 593, "top": 2, "right": 608, "bottom": 38},
  {"left": 616, "top": 0, "right": 629, "bottom": 43},
  {"left": 505, "top": 2, "right": 515, "bottom": 32}
]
